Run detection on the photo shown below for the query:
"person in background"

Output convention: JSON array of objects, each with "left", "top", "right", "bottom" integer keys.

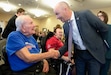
[
  {"left": 0, "top": 26, "right": 2, "bottom": 40},
  {"left": 2, "top": 8, "right": 25, "bottom": 38},
  {"left": 6, "top": 15, "right": 58, "bottom": 75},
  {"left": 53, "top": 1, "right": 109, "bottom": 75},
  {"left": 33, "top": 26, "right": 39, "bottom": 41},
  {"left": 46, "top": 27, "right": 70, "bottom": 75},
  {"left": 53, "top": 24, "right": 61, "bottom": 31},
  {"left": 54, "top": 24, "right": 64, "bottom": 42},
  {"left": 42, "top": 31, "right": 54, "bottom": 53},
  {"left": 97, "top": 11, "right": 111, "bottom": 75},
  {"left": 39, "top": 31, "right": 47, "bottom": 51}
]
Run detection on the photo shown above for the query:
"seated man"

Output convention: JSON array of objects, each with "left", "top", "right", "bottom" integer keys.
[{"left": 6, "top": 15, "right": 57, "bottom": 75}]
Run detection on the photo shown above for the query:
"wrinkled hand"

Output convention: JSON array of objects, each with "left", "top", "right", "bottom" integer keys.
[
  {"left": 48, "top": 49, "right": 60, "bottom": 59},
  {"left": 71, "top": 59, "right": 75, "bottom": 65},
  {"left": 61, "top": 56, "right": 71, "bottom": 62},
  {"left": 42, "top": 59, "right": 49, "bottom": 73},
  {"left": 61, "top": 56, "right": 75, "bottom": 65}
]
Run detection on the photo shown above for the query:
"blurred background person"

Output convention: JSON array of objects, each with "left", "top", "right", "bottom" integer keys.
[
  {"left": 2, "top": 8, "right": 25, "bottom": 38},
  {"left": 42, "top": 31, "right": 54, "bottom": 53},
  {"left": 33, "top": 26, "right": 39, "bottom": 41},
  {"left": 0, "top": 26, "right": 2, "bottom": 40},
  {"left": 39, "top": 31, "right": 47, "bottom": 51},
  {"left": 97, "top": 11, "right": 111, "bottom": 75}
]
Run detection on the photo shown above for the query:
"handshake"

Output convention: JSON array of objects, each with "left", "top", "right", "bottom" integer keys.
[
  {"left": 47, "top": 49, "right": 73, "bottom": 64},
  {"left": 48, "top": 49, "right": 60, "bottom": 59}
]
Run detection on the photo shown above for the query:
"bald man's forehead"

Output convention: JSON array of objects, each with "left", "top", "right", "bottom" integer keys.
[{"left": 53, "top": 6, "right": 59, "bottom": 13}]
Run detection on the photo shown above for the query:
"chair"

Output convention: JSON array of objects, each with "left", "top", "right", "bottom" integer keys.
[
  {"left": 0, "top": 39, "right": 6, "bottom": 53},
  {"left": 0, "top": 39, "right": 6, "bottom": 65},
  {"left": 0, "top": 39, "right": 13, "bottom": 75},
  {"left": 108, "top": 62, "right": 111, "bottom": 75}
]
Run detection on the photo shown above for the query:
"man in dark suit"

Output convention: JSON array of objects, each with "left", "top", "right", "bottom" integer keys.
[
  {"left": 53, "top": 1, "right": 109, "bottom": 75},
  {"left": 2, "top": 8, "right": 25, "bottom": 38}
]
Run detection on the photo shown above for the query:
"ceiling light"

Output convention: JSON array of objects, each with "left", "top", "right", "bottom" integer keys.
[
  {"left": 2, "top": 6, "right": 11, "bottom": 12},
  {"left": 42, "top": 0, "right": 68, "bottom": 8},
  {"left": 18, "top": 3, "right": 21, "bottom": 6},
  {"left": 0, "top": 2, "right": 16, "bottom": 12},
  {"left": 29, "top": 9, "right": 48, "bottom": 17},
  {"left": 75, "top": 0, "right": 85, "bottom": 2},
  {"left": 35, "top": 0, "right": 38, "bottom": 1}
]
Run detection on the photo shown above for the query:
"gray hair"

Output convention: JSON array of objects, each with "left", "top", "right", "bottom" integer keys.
[{"left": 15, "top": 15, "right": 30, "bottom": 31}]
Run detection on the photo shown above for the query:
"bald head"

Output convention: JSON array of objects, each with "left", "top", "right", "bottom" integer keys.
[
  {"left": 53, "top": 1, "right": 72, "bottom": 22},
  {"left": 15, "top": 15, "right": 32, "bottom": 31},
  {"left": 15, "top": 15, "right": 35, "bottom": 36},
  {"left": 55, "top": 1, "right": 70, "bottom": 9},
  {"left": 55, "top": 1, "right": 70, "bottom": 10}
]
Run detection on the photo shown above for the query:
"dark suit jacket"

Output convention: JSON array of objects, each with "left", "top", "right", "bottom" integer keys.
[
  {"left": 2, "top": 15, "right": 17, "bottom": 38},
  {"left": 106, "top": 25, "right": 111, "bottom": 59},
  {"left": 59, "top": 10, "right": 109, "bottom": 64}
]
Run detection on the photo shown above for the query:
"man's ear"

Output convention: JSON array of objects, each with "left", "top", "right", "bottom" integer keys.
[{"left": 21, "top": 25, "right": 26, "bottom": 33}]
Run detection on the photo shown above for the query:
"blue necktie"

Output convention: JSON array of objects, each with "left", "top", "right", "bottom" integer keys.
[{"left": 68, "top": 21, "right": 73, "bottom": 59}]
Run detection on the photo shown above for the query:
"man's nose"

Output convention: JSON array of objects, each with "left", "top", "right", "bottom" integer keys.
[{"left": 56, "top": 16, "right": 59, "bottom": 19}]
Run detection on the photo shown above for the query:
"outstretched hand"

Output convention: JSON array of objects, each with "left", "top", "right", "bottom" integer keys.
[{"left": 48, "top": 49, "right": 60, "bottom": 59}]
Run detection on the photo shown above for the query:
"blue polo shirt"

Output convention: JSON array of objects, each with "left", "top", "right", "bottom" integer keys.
[{"left": 6, "top": 31, "right": 40, "bottom": 71}]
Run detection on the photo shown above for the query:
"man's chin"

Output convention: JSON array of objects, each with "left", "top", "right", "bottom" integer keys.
[
  {"left": 61, "top": 20, "right": 65, "bottom": 23},
  {"left": 32, "top": 32, "right": 36, "bottom": 34},
  {"left": 61, "top": 19, "right": 68, "bottom": 23}
]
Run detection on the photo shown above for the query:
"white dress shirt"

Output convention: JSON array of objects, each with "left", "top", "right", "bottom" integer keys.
[{"left": 70, "top": 11, "right": 86, "bottom": 50}]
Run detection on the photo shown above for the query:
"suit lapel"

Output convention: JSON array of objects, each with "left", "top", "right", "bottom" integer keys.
[
  {"left": 74, "top": 12, "right": 84, "bottom": 40},
  {"left": 63, "top": 22, "right": 69, "bottom": 37},
  {"left": 74, "top": 12, "right": 80, "bottom": 31}
]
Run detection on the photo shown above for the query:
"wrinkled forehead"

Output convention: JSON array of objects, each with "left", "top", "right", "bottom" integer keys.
[
  {"left": 54, "top": 3, "right": 61, "bottom": 11},
  {"left": 53, "top": 6, "right": 58, "bottom": 12},
  {"left": 54, "top": 7, "right": 63, "bottom": 15},
  {"left": 23, "top": 17, "right": 33, "bottom": 25}
]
